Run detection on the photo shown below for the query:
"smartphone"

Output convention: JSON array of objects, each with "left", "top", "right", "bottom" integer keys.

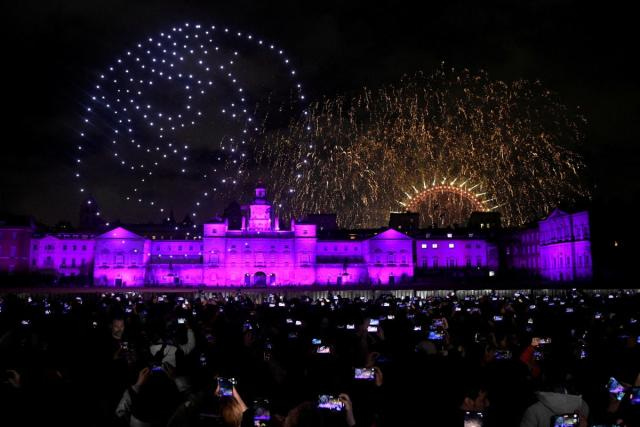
[
  {"left": 21, "top": 320, "right": 31, "bottom": 326},
  {"left": 367, "top": 326, "right": 378, "bottom": 333},
  {"left": 317, "top": 395, "right": 344, "bottom": 411},
  {"left": 607, "top": 377, "right": 625, "bottom": 401},
  {"left": 494, "top": 350, "right": 512, "bottom": 360},
  {"left": 218, "top": 377, "right": 236, "bottom": 397},
  {"left": 316, "top": 345, "right": 331, "bottom": 354},
  {"left": 427, "top": 331, "right": 443, "bottom": 340},
  {"left": 295, "top": 320, "right": 302, "bottom": 326},
  {"left": 532, "top": 337, "right": 552, "bottom": 346},
  {"left": 433, "top": 318, "right": 444, "bottom": 328},
  {"left": 369, "top": 319, "right": 379, "bottom": 326},
  {"left": 311, "top": 338, "right": 322, "bottom": 345},
  {"left": 629, "top": 387, "right": 640, "bottom": 405},
  {"left": 413, "top": 326, "right": 422, "bottom": 331},
  {"left": 493, "top": 315, "right": 503, "bottom": 322},
  {"left": 464, "top": 411, "right": 484, "bottom": 427},
  {"left": 253, "top": 399, "right": 271, "bottom": 427},
  {"left": 151, "top": 365, "right": 164, "bottom": 372},
  {"left": 551, "top": 413, "right": 579, "bottom": 426},
  {"left": 565, "top": 307, "right": 574, "bottom": 313},
  {"left": 178, "top": 318, "right": 186, "bottom": 324},
  {"left": 121, "top": 341, "right": 129, "bottom": 350},
  {"left": 346, "top": 324, "right": 355, "bottom": 330},
  {"left": 354, "top": 367, "right": 376, "bottom": 381},
  {"left": 533, "top": 349, "right": 544, "bottom": 361}
]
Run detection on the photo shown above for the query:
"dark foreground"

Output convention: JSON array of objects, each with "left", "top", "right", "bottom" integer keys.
[{"left": 1, "top": 288, "right": 638, "bottom": 427}]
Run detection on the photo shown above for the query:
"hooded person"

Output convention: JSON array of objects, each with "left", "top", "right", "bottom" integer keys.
[{"left": 520, "top": 372, "right": 589, "bottom": 427}]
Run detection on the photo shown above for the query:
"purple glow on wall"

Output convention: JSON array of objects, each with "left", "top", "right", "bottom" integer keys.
[{"left": 18, "top": 185, "right": 592, "bottom": 285}]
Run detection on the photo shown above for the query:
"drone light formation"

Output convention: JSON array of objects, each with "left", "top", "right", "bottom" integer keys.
[{"left": 75, "top": 22, "right": 309, "bottom": 225}]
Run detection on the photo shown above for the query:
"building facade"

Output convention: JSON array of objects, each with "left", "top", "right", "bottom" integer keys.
[
  {"left": 7, "top": 185, "right": 592, "bottom": 285},
  {"left": 0, "top": 215, "right": 34, "bottom": 273}
]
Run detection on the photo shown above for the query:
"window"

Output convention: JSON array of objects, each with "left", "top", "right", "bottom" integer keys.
[
  {"left": 33, "top": 244, "right": 38, "bottom": 251},
  {"left": 466, "top": 257, "right": 472, "bottom": 267},
  {"left": 61, "top": 257, "right": 66, "bottom": 266},
  {"left": 12, "top": 232, "right": 17, "bottom": 239},
  {"left": 448, "top": 243, "right": 455, "bottom": 249},
  {"left": 421, "top": 243, "right": 427, "bottom": 249},
  {"left": 465, "top": 244, "right": 471, "bottom": 249},
  {"left": 72, "top": 245, "right": 77, "bottom": 251},
  {"left": 71, "top": 258, "right": 76, "bottom": 267},
  {"left": 82, "top": 245, "right": 86, "bottom": 251},
  {"left": 432, "top": 257, "right": 439, "bottom": 268},
  {"left": 63, "top": 245, "right": 67, "bottom": 251},
  {"left": 432, "top": 243, "right": 438, "bottom": 249},
  {"left": 387, "top": 254, "right": 395, "bottom": 264},
  {"left": 447, "top": 233, "right": 453, "bottom": 238},
  {"left": 10, "top": 246, "right": 17, "bottom": 257}
]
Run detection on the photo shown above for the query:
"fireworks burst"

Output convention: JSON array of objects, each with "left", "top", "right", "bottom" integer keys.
[{"left": 255, "top": 66, "right": 589, "bottom": 228}]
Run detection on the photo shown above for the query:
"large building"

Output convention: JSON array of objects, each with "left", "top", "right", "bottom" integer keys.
[{"left": 3, "top": 183, "right": 592, "bottom": 286}]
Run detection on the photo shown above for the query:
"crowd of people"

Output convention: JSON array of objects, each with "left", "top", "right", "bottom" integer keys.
[{"left": 1, "top": 288, "right": 639, "bottom": 426}]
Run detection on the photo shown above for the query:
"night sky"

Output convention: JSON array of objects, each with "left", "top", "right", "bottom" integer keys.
[{"left": 2, "top": 0, "right": 638, "bottom": 241}]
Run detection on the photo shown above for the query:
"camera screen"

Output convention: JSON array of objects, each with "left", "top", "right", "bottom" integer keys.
[
  {"left": 493, "top": 315, "right": 503, "bottom": 322},
  {"left": 427, "top": 331, "right": 443, "bottom": 340},
  {"left": 369, "top": 319, "right": 379, "bottom": 326},
  {"left": 367, "top": 326, "right": 378, "bottom": 333},
  {"left": 494, "top": 350, "right": 512, "bottom": 360},
  {"left": 607, "top": 377, "right": 625, "bottom": 395},
  {"left": 218, "top": 378, "right": 235, "bottom": 396},
  {"left": 178, "top": 318, "right": 186, "bottom": 324},
  {"left": 464, "top": 411, "right": 484, "bottom": 427},
  {"left": 354, "top": 368, "right": 376, "bottom": 380},
  {"left": 311, "top": 338, "right": 322, "bottom": 345},
  {"left": 552, "top": 414, "right": 579, "bottom": 426},
  {"left": 317, "top": 395, "right": 344, "bottom": 411},
  {"left": 629, "top": 387, "right": 640, "bottom": 405},
  {"left": 316, "top": 345, "right": 331, "bottom": 354},
  {"left": 346, "top": 324, "right": 355, "bottom": 330}
]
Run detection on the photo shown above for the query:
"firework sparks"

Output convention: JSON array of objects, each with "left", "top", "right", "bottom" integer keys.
[{"left": 254, "top": 65, "right": 589, "bottom": 228}]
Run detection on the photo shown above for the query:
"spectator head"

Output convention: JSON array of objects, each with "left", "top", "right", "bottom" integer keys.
[
  {"left": 220, "top": 396, "right": 245, "bottom": 427},
  {"left": 111, "top": 317, "right": 125, "bottom": 340},
  {"left": 459, "top": 384, "right": 490, "bottom": 412},
  {"left": 283, "top": 402, "right": 324, "bottom": 427}
]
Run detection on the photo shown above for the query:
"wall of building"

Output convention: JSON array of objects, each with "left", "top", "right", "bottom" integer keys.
[
  {"left": 0, "top": 227, "right": 33, "bottom": 273},
  {"left": 30, "top": 235, "right": 95, "bottom": 276}
]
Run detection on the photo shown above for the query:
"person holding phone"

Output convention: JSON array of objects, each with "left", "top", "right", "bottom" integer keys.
[{"left": 520, "top": 373, "right": 589, "bottom": 427}]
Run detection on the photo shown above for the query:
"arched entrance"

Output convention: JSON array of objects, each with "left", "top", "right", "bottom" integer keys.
[{"left": 254, "top": 271, "right": 267, "bottom": 287}]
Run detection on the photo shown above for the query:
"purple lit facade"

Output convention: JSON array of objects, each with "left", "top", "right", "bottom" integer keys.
[
  {"left": 416, "top": 233, "right": 499, "bottom": 270},
  {"left": 0, "top": 217, "right": 34, "bottom": 273},
  {"left": 504, "top": 209, "right": 592, "bottom": 281},
  {"left": 30, "top": 233, "right": 95, "bottom": 276},
  {"left": 7, "top": 185, "right": 593, "bottom": 285},
  {"left": 86, "top": 185, "right": 416, "bottom": 287}
]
